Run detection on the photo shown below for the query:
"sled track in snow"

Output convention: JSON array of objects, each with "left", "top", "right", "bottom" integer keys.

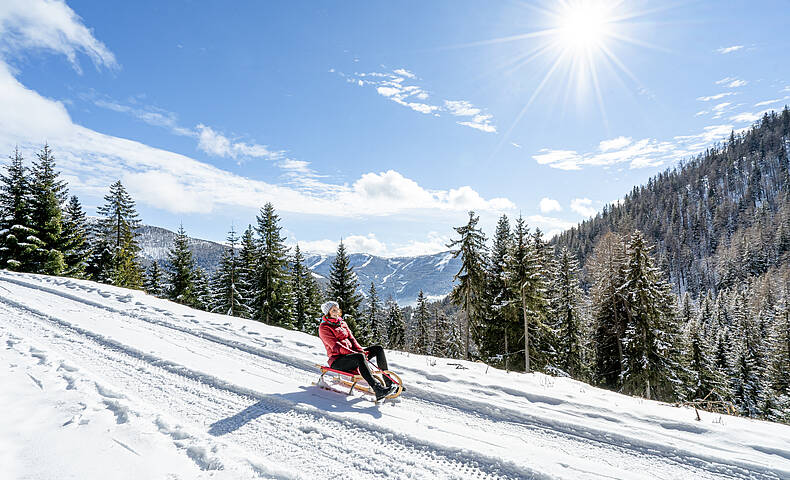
[
  {"left": 0, "top": 280, "right": 539, "bottom": 480},
  {"left": 1, "top": 273, "right": 786, "bottom": 480}
]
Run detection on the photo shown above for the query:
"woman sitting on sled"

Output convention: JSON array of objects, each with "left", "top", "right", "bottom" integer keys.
[{"left": 318, "top": 301, "right": 398, "bottom": 401}]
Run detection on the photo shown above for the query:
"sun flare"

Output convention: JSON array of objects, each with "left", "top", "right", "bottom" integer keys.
[{"left": 557, "top": 2, "right": 614, "bottom": 52}]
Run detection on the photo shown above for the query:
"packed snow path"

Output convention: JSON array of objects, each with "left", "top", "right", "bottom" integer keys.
[{"left": 2, "top": 271, "right": 790, "bottom": 479}]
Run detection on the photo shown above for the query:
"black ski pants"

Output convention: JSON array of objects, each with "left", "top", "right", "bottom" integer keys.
[{"left": 331, "top": 345, "right": 390, "bottom": 388}]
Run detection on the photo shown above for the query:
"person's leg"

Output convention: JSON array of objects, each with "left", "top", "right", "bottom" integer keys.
[
  {"left": 364, "top": 345, "right": 388, "bottom": 370},
  {"left": 331, "top": 353, "right": 382, "bottom": 390},
  {"left": 364, "top": 345, "right": 392, "bottom": 386}
]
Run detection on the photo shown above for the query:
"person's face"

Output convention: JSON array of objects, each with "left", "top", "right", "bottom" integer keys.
[{"left": 329, "top": 305, "right": 341, "bottom": 318}]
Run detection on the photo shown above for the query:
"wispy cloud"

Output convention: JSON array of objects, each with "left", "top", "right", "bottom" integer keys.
[
  {"left": 715, "top": 77, "right": 747, "bottom": 88},
  {"left": 195, "top": 124, "right": 281, "bottom": 161},
  {"left": 697, "top": 92, "right": 736, "bottom": 102},
  {"left": 0, "top": 0, "right": 117, "bottom": 73},
  {"left": 90, "top": 97, "right": 193, "bottom": 136},
  {"left": 292, "top": 231, "right": 451, "bottom": 258},
  {"left": 337, "top": 68, "right": 497, "bottom": 133},
  {"left": 532, "top": 122, "right": 743, "bottom": 172},
  {"left": 716, "top": 45, "right": 743, "bottom": 54}
]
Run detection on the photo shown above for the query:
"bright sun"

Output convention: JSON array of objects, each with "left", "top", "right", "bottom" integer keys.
[{"left": 557, "top": 2, "right": 613, "bottom": 52}]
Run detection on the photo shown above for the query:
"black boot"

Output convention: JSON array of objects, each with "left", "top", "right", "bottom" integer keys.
[{"left": 373, "top": 382, "right": 395, "bottom": 401}]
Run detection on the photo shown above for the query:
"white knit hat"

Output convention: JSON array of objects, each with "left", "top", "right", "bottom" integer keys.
[{"left": 321, "top": 301, "right": 339, "bottom": 316}]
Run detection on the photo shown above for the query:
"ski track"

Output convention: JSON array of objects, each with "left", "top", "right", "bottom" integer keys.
[{"left": 1, "top": 272, "right": 787, "bottom": 479}]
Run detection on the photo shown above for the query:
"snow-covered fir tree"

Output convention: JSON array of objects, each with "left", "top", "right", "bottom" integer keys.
[
  {"left": 192, "top": 266, "right": 212, "bottom": 311},
  {"left": 432, "top": 306, "right": 450, "bottom": 358},
  {"left": 385, "top": 298, "right": 405, "bottom": 350},
  {"left": 328, "top": 240, "right": 362, "bottom": 334},
  {"left": 363, "top": 282, "right": 383, "bottom": 345},
  {"left": 619, "top": 231, "right": 682, "bottom": 400},
  {"left": 166, "top": 224, "right": 196, "bottom": 306},
  {"left": 61, "top": 195, "right": 90, "bottom": 277},
  {"left": 210, "top": 227, "right": 246, "bottom": 317},
  {"left": 143, "top": 261, "right": 164, "bottom": 297},
  {"left": 505, "top": 216, "right": 546, "bottom": 372},
  {"left": 551, "top": 247, "right": 585, "bottom": 378},
  {"left": 253, "top": 203, "right": 292, "bottom": 327},
  {"left": 290, "top": 244, "right": 321, "bottom": 334},
  {"left": 29, "top": 144, "right": 67, "bottom": 274},
  {"left": 93, "top": 180, "right": 143, "bottom": 288},
  {"left": 589, "top": 232, "right": 629, "bottom": 388},
  {"left": 447, "top": 210, "right": 488, "bottom": 360},
  {"left": 480, "top": 214, "right": 515, "bottom": 366},
  {"left": 413, "top": 290, "right": 430, "bottom": 354},
  {"left": 0, "top": 147, "right": 36, "bottom": 271},
  {"left": 236, "top": 225, "right": 257, "bottom": 318}
]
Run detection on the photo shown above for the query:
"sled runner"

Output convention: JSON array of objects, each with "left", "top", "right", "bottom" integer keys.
[{"left": 314, "top": 364, "right": 403, "bottom": 402}]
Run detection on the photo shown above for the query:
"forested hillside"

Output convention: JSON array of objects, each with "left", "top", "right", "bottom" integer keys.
[{"left": 554, "top": 108, "right": 790, "bottom": 296}]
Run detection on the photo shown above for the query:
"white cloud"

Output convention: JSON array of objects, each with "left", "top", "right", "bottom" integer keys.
[
  {"left": 293, "top": 231, "right": 451, "bottom": 258},
  {"left": 711, "top": 102, "right": 734, "bottom": 119},
  {"left": 533, "top": 120, "right": 742, "bottom": 172},
  {"left": 525, "top": 215, "right": 576, "bottom": 239},
  {"left": 717, "top": 45, "right": 743, "bottom": 54},
  {"left": 599, "top": 136, "right": 632, "bottom": 152},
  {"left": 195, "top": 124, "right": 281, "bottom": 160},
  {"left": 539, "top": 197, "right": 562, "bottom": 213},
  {"left": 570, "top": 198, "right": 597, "bottom": 218},
  {"left": 729, "top": 109, "right": 773, "bottom": 124},
  {"left": 339, "top": 68, "right": 496, "bottom": 133},
  {"left": 715, "top": 77, "right": 747, "bottom": 88},
  {"left": 697, "top": 92, "right": 736, "bottom": 101},
  {"left": 755, "top": 99, "right": 781, "bottom": 107},
  {"left": 510, "top": 142, "right": 522, "bottom": 149},
  {"left": 0, "top": 0, "right": 116, "bottom": 73},
  {"left": 0, "top": 9, "right": 515, "bottom": 221}
]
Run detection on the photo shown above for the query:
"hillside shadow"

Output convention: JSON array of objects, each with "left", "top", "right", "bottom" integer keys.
[{"left": 208, "top": 386, "right": 382, "bottom": 436}]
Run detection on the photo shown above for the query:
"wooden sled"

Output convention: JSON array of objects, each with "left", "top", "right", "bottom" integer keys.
[{"left": 314, "top": 364, "right": 403, "bottom": 402}]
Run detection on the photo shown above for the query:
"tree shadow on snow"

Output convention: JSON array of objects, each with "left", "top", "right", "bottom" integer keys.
[{"left": 208, "top": 385, "right": 382, "bottom": 436}]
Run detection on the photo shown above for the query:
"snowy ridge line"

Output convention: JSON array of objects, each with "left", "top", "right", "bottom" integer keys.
[{"left": 0, "top": 290, "right": 542, "bottom": 480}]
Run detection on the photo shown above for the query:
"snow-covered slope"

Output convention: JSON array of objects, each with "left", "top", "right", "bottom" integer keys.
[{"left": 1, "top": 270, "right": 789, "bottom": 480}]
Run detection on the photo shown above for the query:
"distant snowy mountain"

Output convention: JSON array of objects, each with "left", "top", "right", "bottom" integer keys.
[{"left": 135, "top": 224, "right": 459, "bottom": 304}]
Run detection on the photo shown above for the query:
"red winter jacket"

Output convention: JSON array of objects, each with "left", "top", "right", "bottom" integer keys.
[{"left": 318, "top": 316, "right": 364, "bottom": 366}]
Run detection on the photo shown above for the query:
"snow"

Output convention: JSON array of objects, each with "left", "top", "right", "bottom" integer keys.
[
  {"left": 434, "top": 252, "right": 454, "bottom": 272},
  {"left": 1, "top": 270, "right": 790, "bottom": 479},
  {"left": 360, "top": 255, "right": 373, "bottom": 268}
]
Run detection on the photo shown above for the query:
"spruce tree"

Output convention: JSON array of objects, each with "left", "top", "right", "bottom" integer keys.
[
  {"left": 61, "top": 195, "right": 90, "bottom": 277},
  {"left": 0, "top": 148, "right": 36, "bottom": 271},
  {"left": 236, "top": 225, "right": 257, "bottom": 318},
  {"left": 432, "top": 306, "right": 450, "bottom": 357},
  {"left": 328, "top": 240, "right": 362, "bottom": 334},
  {"left": 505, "top": 216, "right": 546, "bottom": 372},
  {"left": 414, "top": 290, "right": 431, "bottom": 354},
  {"left": 192, "top": 267, "right": 212, "bottom": 311},
  {"left": 481, "top": 214, "right": 514, "bottom": 366},
  {"left": 253, "top": 203, "right": 292, "bottom": 327},
  {"left": 365, "top": 282, "right": 384, "bottom": 345},
  {"left": 447, "top": 210, "right": 488, "bottom": 360},
  {"left": 94, "top": 181, "right": 143, "bottom": 288},
  {"left": 166, "top": 224, "right": 196, "bottom": 306},
  {"left": 211, "top": 227, "right": 249, "bottom": 317},
  {"left": 620, "top": 231, "right": 682, "bottom": 400},
  {"left": 552, "top": 247, "right": 584, "bottom": 378},
  {"left": 29, "top": 144, "right": 67, "bottom": 274},
  {"left": 386, "top": 298, "right": 405, "bottom": 350},
  {"left": 143, "top": 261, "right": 164, "bottom": 297},
  {"left": 589, "top": 232, "right": 629, "bottom": 388},
  {"left": 763, "top": 291, "right": 790, "bottom": 422},
  {"left": 729, "top": 328, "right": 764, "bottom": 417},
  {"left": 291, "top": 244, "right": 321, "bottom": 332}
]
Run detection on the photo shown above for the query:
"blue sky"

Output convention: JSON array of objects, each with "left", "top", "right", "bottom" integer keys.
[{"left": 1, "top": 0, "right": 789, "bottom": 256}]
